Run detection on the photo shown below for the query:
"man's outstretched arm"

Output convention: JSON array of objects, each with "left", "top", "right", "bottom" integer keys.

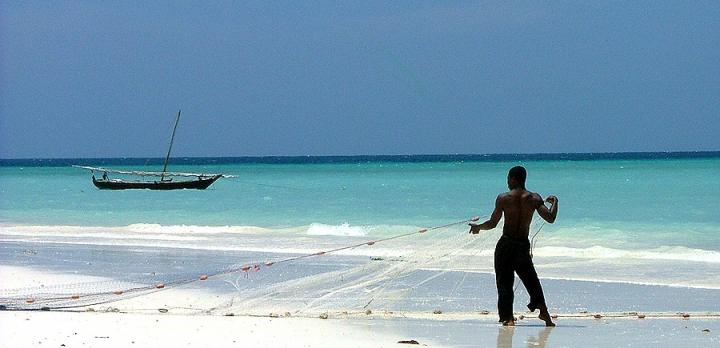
[
  {"left": 469, "top": 195, "right": 503, "bottom": 234},
  {"left": 536, "top": 195, "right": 558, "bottom": 223}
]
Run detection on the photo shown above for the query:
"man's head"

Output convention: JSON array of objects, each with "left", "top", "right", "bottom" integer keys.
[{"left": 507, "top": 166, "right": 527, "bottom": 190}]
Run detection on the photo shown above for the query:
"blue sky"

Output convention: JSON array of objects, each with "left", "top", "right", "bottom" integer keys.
[{"left": 1, "top": 1, "right": 718, "bottom": 158}]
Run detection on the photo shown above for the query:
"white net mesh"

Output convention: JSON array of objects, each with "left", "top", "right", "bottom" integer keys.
[
  {"left": 210, "top": 223, "right": 501, "bottom": 316},
  {"left": 1, "top": 218, "right": 520, "bottom": 316}
]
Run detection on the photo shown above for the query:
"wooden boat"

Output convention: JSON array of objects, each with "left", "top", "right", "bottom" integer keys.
[
  {"left": 74, "top": 110, "right": 231, "bottom": 190},
  {"left": 87, "top": 171, "right": 223, "bottom": 190}
]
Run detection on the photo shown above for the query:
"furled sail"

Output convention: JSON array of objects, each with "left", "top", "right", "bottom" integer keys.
[{"left": 72, "top": 165, "right": 233, "bottom": 178}]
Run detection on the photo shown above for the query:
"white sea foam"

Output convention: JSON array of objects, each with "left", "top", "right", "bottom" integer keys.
[
  {"left": 125, "top": 223, "right": 272, "bottom": 234},
  {"left": 533, "top": 245, "right": 720, "bottom": 263},
  {"left": 0, "top": 230, "right": 205, "bottom": 241},
  {"left": 0, "top": 223, "right": 274, "bottom": 236},
  {"left": 306, "top": 223, "right": 367, "bottom": 237},
  {"left": 2, "top": 224, "right": 719, "bottom": 264}
]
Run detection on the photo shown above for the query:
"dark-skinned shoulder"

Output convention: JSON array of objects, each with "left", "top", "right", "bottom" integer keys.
[
  {"left": 496, "top": 192, "right": 510, "bottom": 205},
  {"left": 530, "top": 192, "right": 544, "bottom": 208}
]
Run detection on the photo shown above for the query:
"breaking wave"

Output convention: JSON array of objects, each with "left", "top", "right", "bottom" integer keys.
[
  {"left": 533, "top": 245, "right": 720, "bottom": 264},
  {"left": 306, "top": 223, "right": 367, "bottom": 236}
]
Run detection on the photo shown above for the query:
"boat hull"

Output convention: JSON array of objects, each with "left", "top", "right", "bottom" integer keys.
[{"left": 92, "top": 175, "right": 221, "bottom": 190}]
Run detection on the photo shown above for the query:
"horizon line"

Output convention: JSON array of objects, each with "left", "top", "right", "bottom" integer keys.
[{"left": 1, "top": 150, "right": 719, "bottom": 162}]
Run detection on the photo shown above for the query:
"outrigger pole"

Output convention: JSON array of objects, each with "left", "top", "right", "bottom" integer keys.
[{"left": 161, "top": 110, "right": 181, "bottom": 181}]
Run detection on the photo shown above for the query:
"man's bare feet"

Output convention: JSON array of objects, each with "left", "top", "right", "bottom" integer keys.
[
  {"left": 502, "top": 319, "right": 516, "bottom": 326},
  {"left": 539, "top": 310, "right": 556, "bottom": 327}
]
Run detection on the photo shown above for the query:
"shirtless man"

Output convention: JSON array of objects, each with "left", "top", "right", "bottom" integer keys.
[{"left": 469, "top": 166, "right": 558, "bottom": 326}]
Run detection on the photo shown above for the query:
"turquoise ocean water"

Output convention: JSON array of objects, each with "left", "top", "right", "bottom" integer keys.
[{"left": 1, "top": 153, "right": 719, "bottom": 288}]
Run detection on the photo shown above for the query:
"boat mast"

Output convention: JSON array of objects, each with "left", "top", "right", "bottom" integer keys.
[{"left": 161, "top": 110, "right": 181, "bottom": 181}]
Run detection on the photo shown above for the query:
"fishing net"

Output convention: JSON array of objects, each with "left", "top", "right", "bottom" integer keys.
[
  {"left": 210, "top": 221, "right": 503, "bottom": 316},
  {"left": 1, "top": 217, "right": 541, "bottom": 316}
]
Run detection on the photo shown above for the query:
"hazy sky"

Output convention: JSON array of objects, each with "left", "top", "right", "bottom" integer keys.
[{"left": 1, "top": 1, "right": 718, "bottom": 158}]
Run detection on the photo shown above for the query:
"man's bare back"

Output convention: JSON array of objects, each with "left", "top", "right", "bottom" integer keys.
[
  {"left": 469, "top": 189, "right": 557, "bottom": 239},
  {"left": 498, "top": 189, "right": 557, "bottom": 240}
]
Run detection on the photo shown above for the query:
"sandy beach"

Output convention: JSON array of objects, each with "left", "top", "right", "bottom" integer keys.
[{"left": 2, "top": 308, "right": 718, "bottom": 348}]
